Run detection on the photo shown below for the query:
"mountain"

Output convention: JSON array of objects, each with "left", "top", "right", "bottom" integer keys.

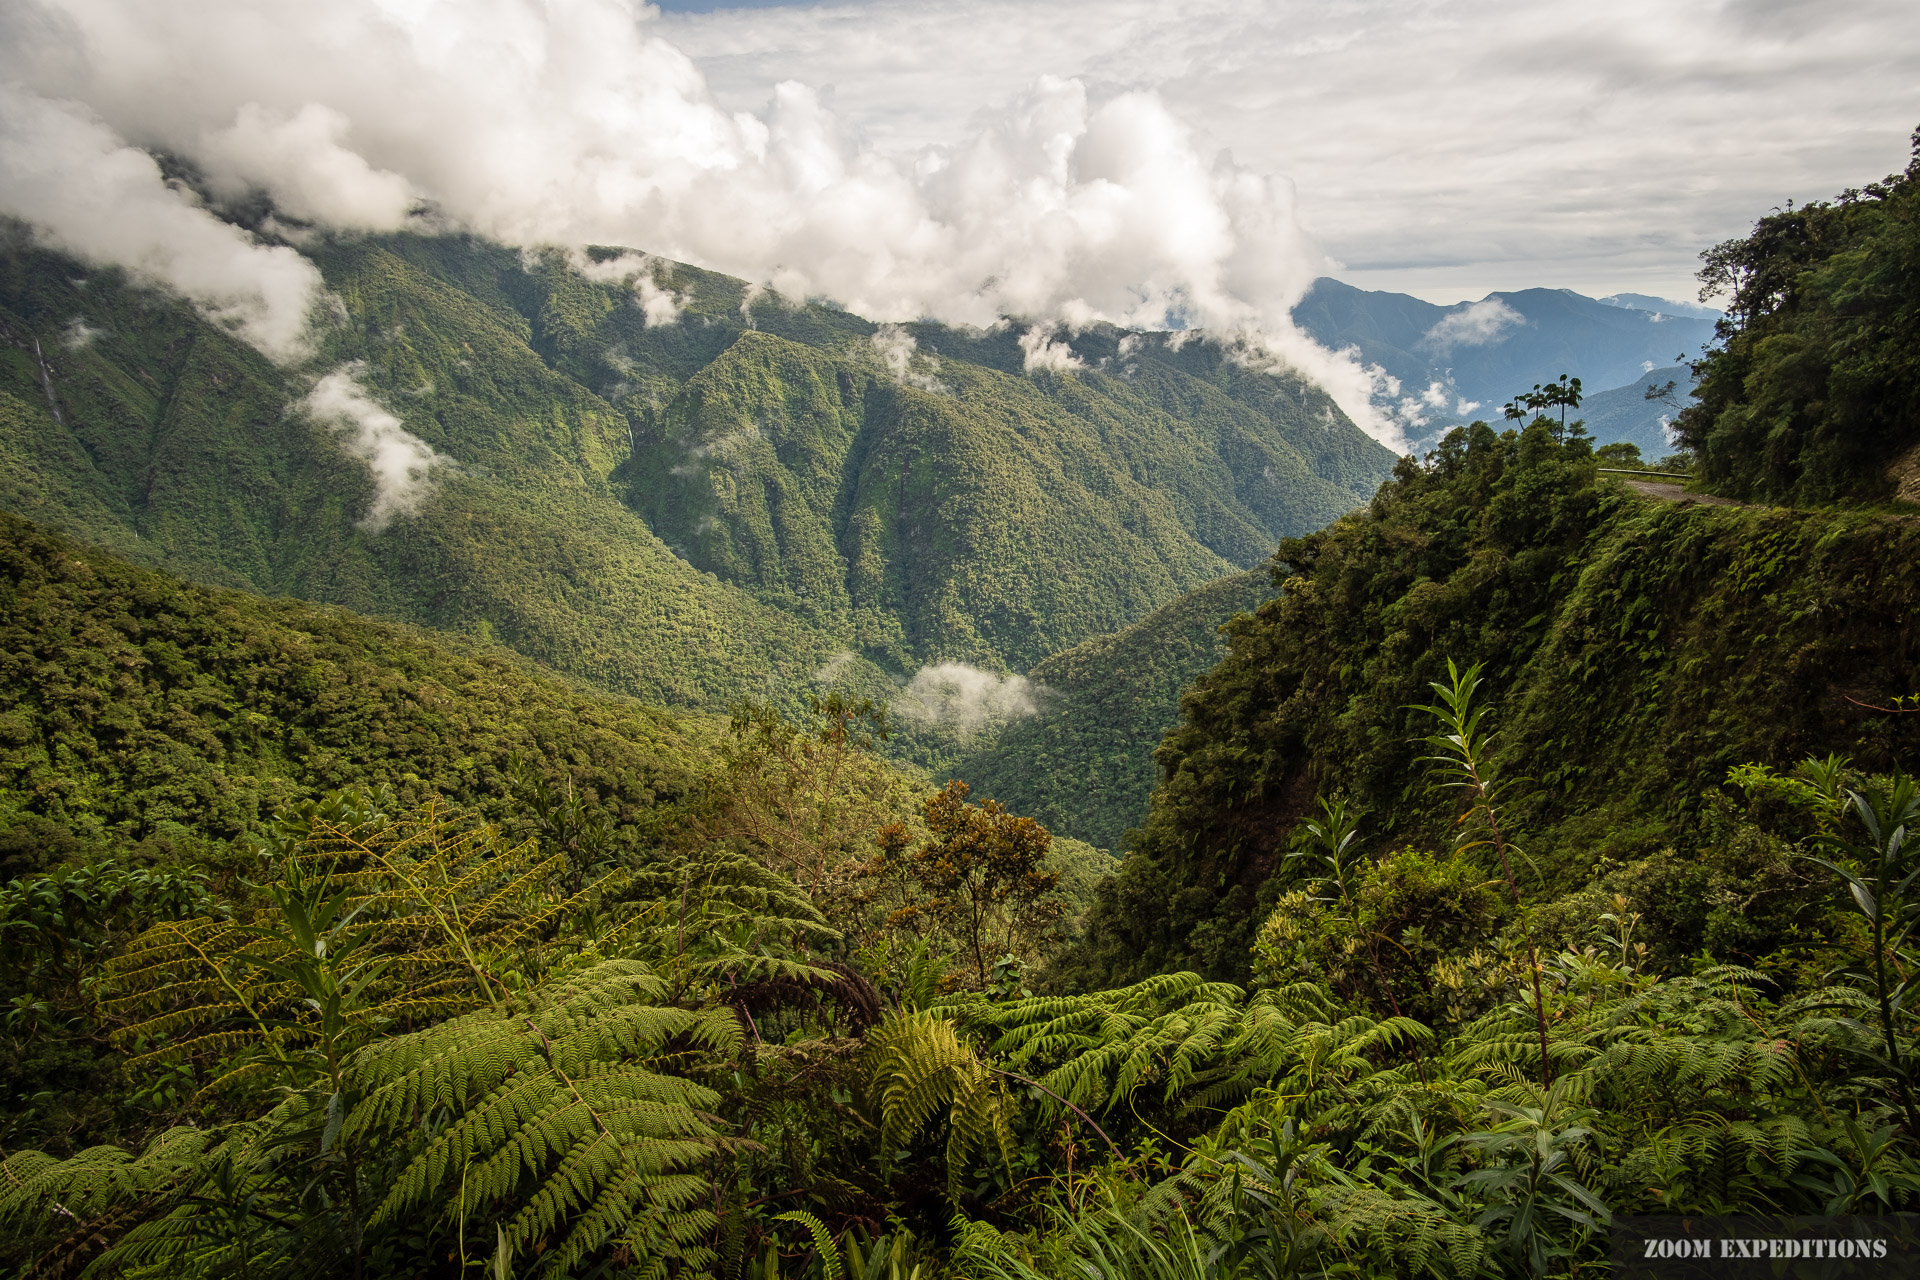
[
  {"left": 1060, "top": 423, "right": 1920, "bottom": 989},
  {"left": 951, "top": 567, "right": 1273, "bottom": 851},
  {"left": 0, "top": 231, "right": 839, "bottom": 710},
  {"left": 0, "top": 226, "right": 1396, "bottom": 709},
  {"left": 0, "top": 509, "right": 708, "bottom": 864},
  {"left": 1575, "top": 364, "right": 1695, "bottom": 460},
  {"left": 1596, "top": 292, "right": 1725, "bottom": 321},
  {"left": 1291, "top": 277, "right": 1717, "bottom": 449}
]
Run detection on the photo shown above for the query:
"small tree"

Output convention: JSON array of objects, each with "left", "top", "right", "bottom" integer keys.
[
  {"left": 1802, "top": 775, "right": 1920, "bottom": 1142},
  {"left": 1502, "top": 373, "right": 1584, "bottom": 440},
  {"left": 713, "top": 693, "right": 907, "bottom": 910},
  {"left": 890, "top": 782, "right": 1062, "bottom": 987}
]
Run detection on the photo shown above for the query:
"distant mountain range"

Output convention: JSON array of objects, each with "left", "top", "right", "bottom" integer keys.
[
  {"left": 1596, "top": 293, "right": 1725, "bottom": 321},
  {"left": 0, "top": 228, "right": 1394, "bottom": 726},
  {"left": 2, "top": 219, "right": 1747, "bottom": 850},
  {"left": 1292, "top": 279, "right": 1719, "bottom": 451}
]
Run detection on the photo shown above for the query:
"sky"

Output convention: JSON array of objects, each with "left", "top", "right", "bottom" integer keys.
[
  {"left": 0, "top": 0, "right": 1913, "bottom": 450},
  {"left": 656, "top": 0, "right": 1920, "bottom": 302}
]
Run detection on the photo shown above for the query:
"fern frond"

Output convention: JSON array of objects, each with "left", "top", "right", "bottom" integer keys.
[
  {"left": 865, "top": 1010, "right": 1015, "bottom": 1193},
  {"left": 351, "top": 958, "right": 740, "bottom": 1277}
]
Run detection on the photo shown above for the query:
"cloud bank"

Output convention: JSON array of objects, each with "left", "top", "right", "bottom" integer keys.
[
  {"left": 894, "top": 663, "right": 1042, "bottom": 740},
  {"left": 0, "top": 83, "right": 322, "bottom": 364},
  {"left": 665, "top": 0, "right": 1920, "bottom": 304},
  {"left": 0, "top": 0, "right": 1413, "bottom": 447}
]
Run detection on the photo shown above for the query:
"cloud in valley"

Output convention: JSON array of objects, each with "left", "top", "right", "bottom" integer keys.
[
  {"left": 579, "top": 252, "right": 687, "bottom": 327},
  {"left": 1017, "top": 325, "right": 1084, "bottom": 374},
  {"left": 894, "top": 663, "right": 1043, "bottom": 739},
  {"left": 871, "top": 325, "right": 947, "bottom": 392}
]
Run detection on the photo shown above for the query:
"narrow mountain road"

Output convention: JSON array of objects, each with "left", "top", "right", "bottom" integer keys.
[{"left": 1618, "top": 477, "right": 1742, "bottom": 506}]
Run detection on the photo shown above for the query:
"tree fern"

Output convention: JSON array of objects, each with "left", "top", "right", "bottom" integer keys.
[
  {"left": 349, "top": 958, "right": 742, "bottom": 1276},
  {"left": 947, "top": 971, "right": 1426, "bottom": 1120},
  {"left": 102, "top": 792, "right": 595, "bottom": 1097},
  {"left": 864, "top": 1010, "right": 1015, "bottom": 1193}
]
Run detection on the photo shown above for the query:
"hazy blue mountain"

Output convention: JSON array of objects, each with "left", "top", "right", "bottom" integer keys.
[
  {"left": 1578, "top": 365, "right": 1697, "bottom": 460},
  {"left": 1596, "top": 293, "right": 1725, "bottom": 321},
  {"left": 1291, "top": 278, "right": 1717, "bottom": 450}
]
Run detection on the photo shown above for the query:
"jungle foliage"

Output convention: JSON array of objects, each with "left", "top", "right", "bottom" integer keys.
[
  {"left": 6, "top": 749, "right": 1919, "bottom": 1279},
  {"left": 1062, "top": 419, "right": 1920, "bottom": 989},
  {"left": 1679, "top": 129, "right": 1920, "bottom": 504},
  {"left": 951, "top": 570, "right": 1272, "bottom": 852}
]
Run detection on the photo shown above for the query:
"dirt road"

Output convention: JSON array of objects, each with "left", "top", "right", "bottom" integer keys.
[{"left": 1619, "top": 477, "right": 1741, "bottom": 506}]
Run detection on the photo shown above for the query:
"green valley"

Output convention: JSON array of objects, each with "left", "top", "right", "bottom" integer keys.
[
  {"left": 1, "top": 226, "right": 1395, "bottom": 709},
  {"left": 3, "top": 127, "right": 1920, "bottom": 1280}
]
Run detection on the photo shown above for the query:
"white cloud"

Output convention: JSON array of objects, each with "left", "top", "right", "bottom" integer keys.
[
  {"left": 199, "top": 102, "right": 415, "bottom": 230},
  {"left": 1421, "top": 299, "right": 1523, "bottom": 352},
  {"left": 813, "top": 649, "right": 857, "bottom": 683},
  {"left": 9, "top": 0, "right": 1884, "bottom": 441},
  {"left": 0, "top": 83, "right": 322, "bottom": 364},
  {"left": 579, "top": 251, "right": 686, "bottom": 327},
  {"left": 0, "top": 0, "right": 1415, "bottom": 444},
  {"left": 664, "top": 0, "right": 1920, "bottom": 303},
  {"left": 894, "top": 662, "right": 1042, "bottom": 739},
  {"left": 871, "top": 324, "right": 946, "bottom": 392},
  {"left": 62, "top": 318, "right": 100, "bottom": 349},
  {"left": 1017, "top": 324, "right": 1084, "bottom": 374},
  {"left": 303, "top": 364, "right": 455, "bottom": 531}
]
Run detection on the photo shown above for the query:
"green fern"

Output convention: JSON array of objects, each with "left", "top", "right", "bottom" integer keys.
[
  {"left": 775, "top": 1209, "right": 845, "bottom": 1280},
  {"left": 946, "top": 971, "right": 1427, "bottom": 1120},
  {"left": 102, "top": 793, "right": 594, "bottom": 1096},
  {"left": 864, "top": 1011, "right": 1015, "bottom": 1193},
  {"left": 350, "top": 958, "right": 742, "bottom": 1276}
]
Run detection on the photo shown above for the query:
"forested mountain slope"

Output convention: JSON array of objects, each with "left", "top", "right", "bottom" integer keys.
[
  {"left": 0, "top": 232, "right": 841, "bottom": 707},
  {"left": 0, "top": 510, "right": 711, "bottom": 868},
  {"left": 951, "top": 568, "right": 1272, "bottom": 851},
  {"left": 0, "top": 225, "right": 1395, "bottom": 699},
  {"left": 1062, "top": 421, "right": 1920, "bottom": 988}
]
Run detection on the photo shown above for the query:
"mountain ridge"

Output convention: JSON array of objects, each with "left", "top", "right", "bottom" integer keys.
[
  {"left": 1293, "top": 276, "right": 1717, "bottom": 448},
  {"left": 1, "top": 225, "right": 1397, "bottom": 715}
]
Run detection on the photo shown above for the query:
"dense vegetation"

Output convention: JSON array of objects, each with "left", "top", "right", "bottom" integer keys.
[
  {"left": 1679, "top": 130, "right": 1920, "bottom": 503},
  {"left": 0, "top": 510, "right": 707, "bottom": 866},
  {"left": 1064, "top": 421, "right": 1920, "bottom": 988},
  {"left": 6, "top": 674, "right": 1917, "bottom": 1278},
  {"left": 5, "top": 140, "right": 1920, "bottom": 1280},
  {"left": 1, "top": 223, "right": 1393, "bottom": 700},
  {"left": 953, "top": 570, "right": 1271, "bottom": 851},
  {"left": 0, "top": 229, "right": 838, "bottom": 709}
]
